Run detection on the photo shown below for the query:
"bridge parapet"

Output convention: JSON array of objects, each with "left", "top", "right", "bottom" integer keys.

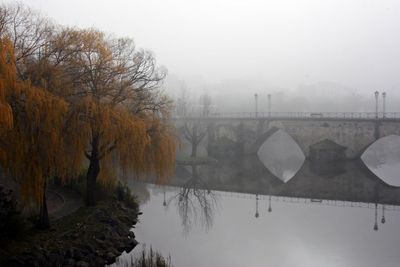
[{"left": 174, "top": 111, "right": 400, "bottom": 121}]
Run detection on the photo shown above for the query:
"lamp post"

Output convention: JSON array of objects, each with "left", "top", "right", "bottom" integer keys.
[
  {"left": 382, "top": 92, "right": 386, "bottom": 118},
  {"left": 254, "top": 93, "right": 258, "bottom": 118},
  {"left": 375, "top": 91, "right": 379, "bottom": 119},
  {"left": 268, "top": 94, "right": 271, "bottom": 118}
]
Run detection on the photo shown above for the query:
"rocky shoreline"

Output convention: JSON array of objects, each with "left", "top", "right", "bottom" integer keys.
[{"left": 1, "top": 200, "right": 140, "bottom": 267}]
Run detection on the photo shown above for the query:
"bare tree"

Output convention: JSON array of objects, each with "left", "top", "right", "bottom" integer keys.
[
  {"left": 181, "top": 93, "right": 213, "bottom": 157},
  {"left": 183, "top": 123, "right": 207, "bottom": 158},
  {"left": 199, "top": 93, "right": 212, "bottom": 117},
  {"left": 0, "top": 3, "right": 54, "bottom": 79}
]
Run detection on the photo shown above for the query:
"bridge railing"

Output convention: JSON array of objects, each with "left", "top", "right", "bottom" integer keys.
[{"left": 175, "top": 112, "right": 400, "bottom": 119}]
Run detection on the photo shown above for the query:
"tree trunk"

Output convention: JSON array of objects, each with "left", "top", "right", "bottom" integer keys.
[
  {"left": 191, "top": 141, "right": 198, "bottom": 158},
  {"left": 38, "top": 181, "right": 50, "bottom": 229},
  {"left": 191, "top": 125, "right": 198, "bottom": 158},
  {"left": 86, "top": 134, "right": 100, "bottom": 206}
]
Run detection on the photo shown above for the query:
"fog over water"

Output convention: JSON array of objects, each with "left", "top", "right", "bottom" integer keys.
[
  {"left": 113, "top": 184, "right": 400, "bottom": 267},
  {"left": 18, "top": 0, "right": 400, "bottom": 111},
  {"left": 14, "top": 1, "right": 400, "bottom": 266}
]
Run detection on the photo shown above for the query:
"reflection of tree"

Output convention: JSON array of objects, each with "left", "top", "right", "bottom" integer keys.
[{"left": 167, "top": 165, "right": 218, "bottom": 233}]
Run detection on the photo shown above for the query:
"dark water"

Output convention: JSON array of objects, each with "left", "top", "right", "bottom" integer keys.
[{"left": 112, "top": 134, "right": 400, "bottom": 267}]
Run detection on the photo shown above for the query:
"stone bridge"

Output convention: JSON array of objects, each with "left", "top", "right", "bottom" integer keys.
[{"left": 174, "top": 112, "right": 400, "bottom": 159}]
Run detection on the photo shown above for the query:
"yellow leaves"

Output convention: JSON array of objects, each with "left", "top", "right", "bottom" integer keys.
[
  {"left": 0, "top": 39, "right": 16, "bottom": 91},
  {"left": 70, "top": 95, "right": 176, "bottom": 185},
  {"left": 0, "top": 39, "right": 16, "bottom": 131},
  {"left": 144, "top": 118, "right": 176, "bottom": 184},
  {"left": 0, "top": 26, "right": 177, "bottom": 209},
  {"left": 6, "top": 85, "right": 71, "bottom": 205},
  {"left": 0, "top": 37, "right": 79, "bottom": 206},
  {"left": 0, "top": 103, "right": 13, "bottom": 130}
]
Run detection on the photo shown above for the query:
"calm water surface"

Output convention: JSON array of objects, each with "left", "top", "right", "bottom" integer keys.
[
  {"left": 113, "top": 183, "right": 400, "bottom": 267},
  {"left": 112, "top": 134, "right": 400, "bottom": 267}
]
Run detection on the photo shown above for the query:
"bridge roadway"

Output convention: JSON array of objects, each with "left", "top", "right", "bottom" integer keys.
[{"left": 173, "top": 111, "right": 400, "bottom": 121}]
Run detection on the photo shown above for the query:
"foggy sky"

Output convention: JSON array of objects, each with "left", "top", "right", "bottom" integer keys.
[{"left": 16, "top": 0, "right": 400, "bottom": 106}]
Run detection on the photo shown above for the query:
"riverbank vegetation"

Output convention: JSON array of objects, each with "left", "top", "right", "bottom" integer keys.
[
  {"left": 0, "top": 3, "right": 178, "bottom": 265},
  {"left": 129, "top": 246, "right": 173, "bottom": 267},
  {"left": 0, "top": 193, "right": 141, "bottom": 266},
  {"left": 0, "top": 2, "right": 175, "bottom": 231}
]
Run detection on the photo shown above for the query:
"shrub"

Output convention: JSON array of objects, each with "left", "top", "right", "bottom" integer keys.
[
  {"left": 115, "top": 182, "right": 138, "bottom": 210},
  {"left": 0, "top": 185, "right": 24, "bottom": 241},
  {"left": 127, "top": 245, "right": 173, "bottom": 267}
]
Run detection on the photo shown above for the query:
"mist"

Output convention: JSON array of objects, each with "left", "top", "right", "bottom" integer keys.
[
  {"left": 21, "top": 0, "right": 400, "bottom": 112},
  {"left": 2, "top": 1, "right": 400, "bottom": 267}
]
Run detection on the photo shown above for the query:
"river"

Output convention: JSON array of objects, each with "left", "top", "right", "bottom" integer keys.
[{"left": 111, "top": 132, "right": 400, "bottom": 267}]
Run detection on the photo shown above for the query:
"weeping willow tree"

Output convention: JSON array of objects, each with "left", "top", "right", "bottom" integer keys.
[
  {"left": 15, "top": 27, "right": 178, "bottom": 206},
  {"left": 0, "top": 39, "right": 14, "bottom": 164},
  {"left": 1, "top": 3, "right": 177, "bottom": 209},
  {"left": 0, "top": 38, "right": 85, "bottom": 228},
  {"left": 56, "top": 29, "right": 176, "bottom": 206},
  {"left": 67, "top": 98, "right": 173, "bottom": 206}
]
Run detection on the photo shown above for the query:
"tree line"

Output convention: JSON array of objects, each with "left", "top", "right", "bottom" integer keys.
[{"left": 0, "top": 3, "right": 175, "bottom": 228}]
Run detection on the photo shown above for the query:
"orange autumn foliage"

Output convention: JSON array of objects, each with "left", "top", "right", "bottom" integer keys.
[
  {"left": 69, "top": 96, "right": 176, "bottom": 185},
  {"left": 0, "top": 38, "right": 82, "bottom": 206},
  {"left": 0, "top": 39, "right": 14, "bottom": 131},
  {"left": 1, "top": 17, "right": 177, "bottom": 210}
]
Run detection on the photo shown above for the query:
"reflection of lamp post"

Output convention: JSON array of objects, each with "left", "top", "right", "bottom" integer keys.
[
  {"left": 254, "top": 93, "right": 258, "bottom": 118},
  {"left": 268, "top": 195, "right": 272, "bottom": 212},
  {"left": 162, "top": 186, "right": 167, "bottom": 207},
  {"left": 382, "top": 92, "right": 386, "bottom": 118},
  {"left": 381, "top": 205, "right": 386, "bottom": 224},
  {"left": 373, "top": 203, "right": 378, "bottom": 231},
  {"left": 268, "top": 94, "right": 271, "bottom": 118},
  {"left": 255, "top": 194, "right": 259, "bottom": 218},
  {"left": 375, "top": 91, "right": 379, "bottom": 119}
]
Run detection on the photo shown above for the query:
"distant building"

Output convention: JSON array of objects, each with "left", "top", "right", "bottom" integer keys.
[{"left": 309, "top": 139, "right": 347, "bottom": 163}]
